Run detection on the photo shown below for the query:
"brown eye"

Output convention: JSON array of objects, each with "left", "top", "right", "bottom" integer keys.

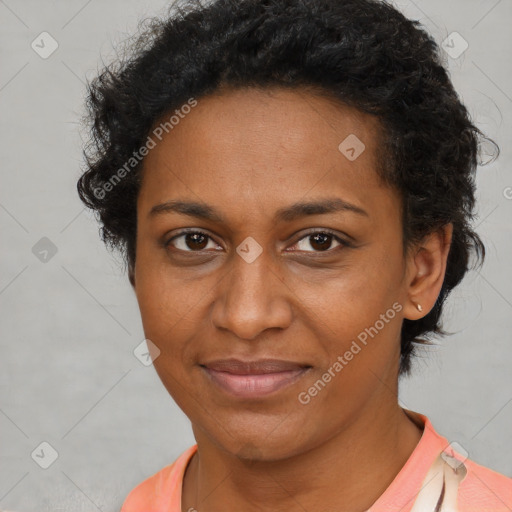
[
  {"left": 291, "top": 231, "right": 346, "bottom": 253},
  {"left": 166, "top": 231, "right": 219, "bottom": 252}
]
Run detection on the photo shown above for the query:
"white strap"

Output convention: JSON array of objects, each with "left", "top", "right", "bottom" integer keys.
[{"left": 409, "top": 449, "right": 467, "bottom": 512}]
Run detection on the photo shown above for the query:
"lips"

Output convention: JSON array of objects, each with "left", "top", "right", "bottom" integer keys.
[{"left": 201, "top": 358, "right": 311, "bottom": 398}]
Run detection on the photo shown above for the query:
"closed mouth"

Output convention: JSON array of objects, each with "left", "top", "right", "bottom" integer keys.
[{"left": 200, "top": 358, "right": 312, "bottom": 398}]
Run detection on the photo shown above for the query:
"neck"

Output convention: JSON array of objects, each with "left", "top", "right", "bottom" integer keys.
[{"left": 182, "top": 403, "right": 423, "bottom": 512}]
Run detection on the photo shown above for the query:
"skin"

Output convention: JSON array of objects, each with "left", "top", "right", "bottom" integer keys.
[{"left": 132, "top": 86, "right": 453, "bottom": 512}]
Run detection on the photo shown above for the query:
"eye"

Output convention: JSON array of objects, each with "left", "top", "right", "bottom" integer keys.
[
  {"left": 165, "top": 230, "right": 221, "bottom": 252},
  {"left": 165, "top": 229, "right": 350, "bottom": 254},
  {"left": 288, "top": 230, "right": 347, "bottom": 253}
]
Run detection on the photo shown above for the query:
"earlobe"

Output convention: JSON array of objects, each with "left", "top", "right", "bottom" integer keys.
[{"left": 404, "top": 224, "right": 453, "bottom": 320}]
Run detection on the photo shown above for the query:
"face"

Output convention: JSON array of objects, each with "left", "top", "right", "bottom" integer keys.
[{"left": 133, "top": 87, "right": 412, "bottom": 460}]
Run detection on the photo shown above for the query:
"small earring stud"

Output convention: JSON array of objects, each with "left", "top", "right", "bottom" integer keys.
[{"left": 416, "top": 303, "right": 423, "bottom": 312}]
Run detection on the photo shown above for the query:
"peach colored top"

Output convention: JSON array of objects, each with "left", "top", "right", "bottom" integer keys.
[{"left": 121, "top": 411, "right": 512, "bottom": 512}]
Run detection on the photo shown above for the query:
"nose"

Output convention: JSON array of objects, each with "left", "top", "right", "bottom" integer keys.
[{"left": 210, "top": 245, "right": 293, "bottom": 340}]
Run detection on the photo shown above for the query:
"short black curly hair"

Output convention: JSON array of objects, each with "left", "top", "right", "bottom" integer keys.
[{"left": 77, "top": 0, "right": 497, "bottom": 376}]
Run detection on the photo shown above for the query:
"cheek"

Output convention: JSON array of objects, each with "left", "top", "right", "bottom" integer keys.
[
  {"left": 134, "top": 271, "right": 200, "bottom": 405},
  {"left": 297, "top": 245, "right": 404, "bottom": 384},
  {"left": 303, "top": 254, "right": 401, "bottom": 333},
  {"left": 134, "top": 257, "right": 217, "bottom": 377},
  {"left": 134, "top": 245, "right": 195, "bottom": 327}
]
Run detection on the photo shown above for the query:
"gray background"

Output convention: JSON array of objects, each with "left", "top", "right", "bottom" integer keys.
[{"left": 0, "top": 0, "right": 511, "bottom": 511}]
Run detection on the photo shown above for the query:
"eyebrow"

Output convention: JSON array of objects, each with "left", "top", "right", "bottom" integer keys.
[{"left": 149, "top": 197, "right": 368, "bottom": 222}]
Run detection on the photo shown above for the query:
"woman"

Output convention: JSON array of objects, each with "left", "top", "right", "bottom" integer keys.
[{"left": 77, "top": 0, "right": 512, "bottom": 510}]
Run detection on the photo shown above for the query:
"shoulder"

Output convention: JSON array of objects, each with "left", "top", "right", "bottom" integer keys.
[
  {"left": 403, "top": 410, "right": 512, "bottom": 512},
  {"left": 457, "top": 456, "right": 512, "bottom": 512},
  {"left": 120, "top": 445, "right": 197, "bottom": 512}
]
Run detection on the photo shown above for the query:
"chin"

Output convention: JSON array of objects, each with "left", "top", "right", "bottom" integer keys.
[{"left": 198, "top": 413, "right": 316, "bottom": 463}]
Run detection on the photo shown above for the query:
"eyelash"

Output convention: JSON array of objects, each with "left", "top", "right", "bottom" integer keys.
[{"left": 164, "top": 228, "right": 352, "bottom": 254}]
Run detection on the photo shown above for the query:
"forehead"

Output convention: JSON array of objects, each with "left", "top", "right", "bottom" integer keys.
[{"left": 138, "top": 87, "right": 392, "bottom": 224}]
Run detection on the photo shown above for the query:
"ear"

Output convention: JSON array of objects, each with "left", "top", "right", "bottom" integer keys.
[{"left": 403, "top": 223, "right": 453, "bottom": 320}]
